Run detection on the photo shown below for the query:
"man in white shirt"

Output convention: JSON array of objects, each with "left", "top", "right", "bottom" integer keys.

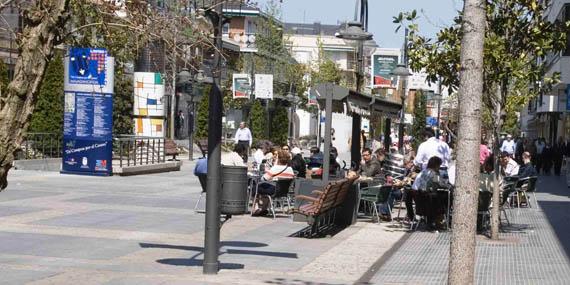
[
  {"left": 234, "top": 121, "right": 253, "bottom": 161},
  {"left": 500, "top": 134, "right": 516, "bottom": 157},
  {"left": 414, "top": 128, "right": 451, "bottom": 170},
  {"left": 500, "top": 151, "right": 520, "bottom": 177}
]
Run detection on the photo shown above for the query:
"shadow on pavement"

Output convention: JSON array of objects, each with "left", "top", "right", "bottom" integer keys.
[
  {"left": 156, "top": 258, "right": 244, "bottom": 269},
  {"left": 264, "top": 277, "right": 350, "bottom": 285},
  {"left": 537, "top": 200, "right": 570, "bottom": 260},
  {"left": 140, "top": 240, "right": 298, "bottom": 268}
]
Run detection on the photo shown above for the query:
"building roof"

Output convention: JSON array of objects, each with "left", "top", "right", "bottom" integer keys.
[{"left": 285, "top": 22, "right": 378, "bottom": 48}]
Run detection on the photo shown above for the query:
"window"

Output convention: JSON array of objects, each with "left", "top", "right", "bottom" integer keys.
[
  {"left": 222, "top": 23, "right": 230, "bottom": 36},
  {"left": 246, "top": 20, "right": 256, "bottom": 35}
]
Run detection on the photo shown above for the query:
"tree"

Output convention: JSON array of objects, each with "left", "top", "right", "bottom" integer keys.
[
  {"left": 448, "top": 1, "right": 487, "bottom": 283},
  {"left": 270, "top": 105, "right": 288, "bottom": 146},
  {"left": 195, "top": 85, "right": 211, "bottom": 140},
  {"left": 411, "top": 90, "right": 427, "bottom": 151},
  {"left": 113, "top": 72, "right": 134, "bottom": 135},
  {"left": 396, "top": 0, "right": 569, "bottom": 240},
  {"left": 29, "top": 54, "right": 64, "bottom": 134},
  {"left": 0, "top": 60, "right": 9, "bottom": 98},
  {"left": 249, "top": 100, "right": 267, "bottom": 144},
  {"left": 0, "top": 0, "right": 215, "bottom": 190}
]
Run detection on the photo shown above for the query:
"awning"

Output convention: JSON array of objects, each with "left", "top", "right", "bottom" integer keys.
[{"left": 346, "top": 90, "right": 402, "bottom": 119}]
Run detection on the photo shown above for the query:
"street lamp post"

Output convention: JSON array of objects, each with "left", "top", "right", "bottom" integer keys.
[
  {"left": 286, "top": 84, "right": 299, "bottom": 146},
  {"left": 203, "top": 0, "right": 224, "bottom": 275},
  {"left": 177, "top": 69, "right": 193, "bottom": 158},
  {"left": 390, "top": 63, "right": 412, "bottom": 154},
  {"left": 335, "top": 0, "right": 372, "bottom": 166}
]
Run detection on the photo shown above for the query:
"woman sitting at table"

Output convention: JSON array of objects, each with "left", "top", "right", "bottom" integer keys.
[
  {"left": 252, "top": 149, "right": 295, "bottom": 216},
  {"left": 412, "top": 156, "right": 452, "bottom": 231}
]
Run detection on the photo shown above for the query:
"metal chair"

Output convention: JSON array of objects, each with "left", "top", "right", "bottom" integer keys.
[
  {"left": 477, "top": 191, "right": 493, "bottom": 232},
  {"left": 514, "top": 176, "right": 538, "bottom": 208},
  {"left": 359, "top": 185, "right": 393, "bottom": 223},
  {"left": 254, "top": 178, "right": 294, "bottom": 219}
]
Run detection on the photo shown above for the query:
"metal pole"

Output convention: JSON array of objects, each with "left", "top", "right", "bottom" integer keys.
[
  {"left": 203, "top": 0, "right": 223, "bottom": 275},
  {"left": 188, "top": 100, "right": 194, "bottom": 160},
  {"left": 323, "top": 86, "right": 333, "bottom": 184},
  {"left": 437, "top": 78, "right": 442, "bottom": 139},
  {"left": 170, "top": 26, "right": 178, "bottom": 139},
  {"left": 398, "top": 28, "right": 409, "bottom": 154}
]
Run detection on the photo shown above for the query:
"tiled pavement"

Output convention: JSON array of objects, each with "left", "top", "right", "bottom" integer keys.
[
  {"left": 370, "top": 175, "right": 570, "bottom": 285},
  {"left": 0, "top": 162, "right": 406, "bottom": 284}
]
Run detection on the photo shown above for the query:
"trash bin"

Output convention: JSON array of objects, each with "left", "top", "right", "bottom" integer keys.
[{"left": 221, "top": 165, "right": 248, "bottom": 215}]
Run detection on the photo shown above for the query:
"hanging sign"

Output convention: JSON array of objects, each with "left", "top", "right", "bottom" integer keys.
[
  {"left": 232, "top": 73, "right": 251, "bottom": 99},
  {"left": 371, "top": 53, "right": 399, "bottom": 88},
  {"left": 254, "top": 74, "right": 273, "bottom": 99}
]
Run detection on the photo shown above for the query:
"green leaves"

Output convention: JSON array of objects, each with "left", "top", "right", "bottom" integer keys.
[{"left": 396, "top": 0, "right": 566, "bottom": 126}]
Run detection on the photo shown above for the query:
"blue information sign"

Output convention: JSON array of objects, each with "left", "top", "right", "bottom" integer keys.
[
  {"left": 68, "top": 47, "right": 107, "bottom": 86},
  {"left": 62, "top": 47, "right": 113, "bottom": 176}
]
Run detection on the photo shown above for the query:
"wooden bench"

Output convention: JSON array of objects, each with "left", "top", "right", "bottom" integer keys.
[
  {"left": 164, "top": 139, "right": 179, "bottom": 161},
  {"left": 293, "top": 177, "right": 358, "bottom": 236}
]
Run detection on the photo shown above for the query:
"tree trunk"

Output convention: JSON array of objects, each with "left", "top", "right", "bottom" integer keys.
[
  {"left": 448, "top": 0, "right": 486, "bottom": 284},
  {"left": 490, "top": 86, "right": 502, "bottom": 239},
  {"left": 0, "top": 0, "right": 70, "bottom": 190}
]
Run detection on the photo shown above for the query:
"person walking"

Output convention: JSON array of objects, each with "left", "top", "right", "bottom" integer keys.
[
  {"left": 500, "top": 134, "right": 516, "bottom": 158},
  {"left": 234, "top": 121, "right": 252, "bottom": 162},
  {"left": 534, "top": 137, "right": 546, "bottom": 174},
  {"left": 479, "top": 139, "right": 491, "bottom": 170},
  {"left": 553, "top": 137, "right": 565, "bottom": 176}
]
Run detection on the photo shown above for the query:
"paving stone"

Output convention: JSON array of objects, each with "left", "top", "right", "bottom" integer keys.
[
  {"left": 0, "top": 206, "right": 46, "bottom": 217},
  {"left": 370, "top": 176, "right": 570, "bottom": 284},
  {"left": 0, "top": 232, "right": 140, "bottom": 260},
  {"left": 32, "top": 209, "right": 204, "bottom": 234}
]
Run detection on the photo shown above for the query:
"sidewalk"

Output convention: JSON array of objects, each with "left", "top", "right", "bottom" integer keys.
[
  {"left": 368, "top": 175, "right": 570, "bottom": 284},
  {"left": 0, "top": 163, "right": 406, "bottom": 284}
]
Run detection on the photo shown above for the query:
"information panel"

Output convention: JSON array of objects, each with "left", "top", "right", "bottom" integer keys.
[{"left": 62, "top": 47, "right": 114, "bottom": 176}]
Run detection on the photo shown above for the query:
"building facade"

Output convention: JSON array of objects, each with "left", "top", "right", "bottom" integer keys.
[{"left": 522, "top": 0, "right": 570, "bottom": 142}]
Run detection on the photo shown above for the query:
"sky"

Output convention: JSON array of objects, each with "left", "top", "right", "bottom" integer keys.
[{"left": 256, "top": 0, "right": 463, "bottom": 48}]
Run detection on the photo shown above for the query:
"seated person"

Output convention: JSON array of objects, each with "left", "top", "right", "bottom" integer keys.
[
  {"left": 252, "top": 150, "right": 295, "bottom": 216},
  {"left": 359, "top": 148, "right": 382, "bottom": 177},
  {"left": 221, "top": 144, "right": 247, "bottom": 167},
  {"left": 374, "top": 148, "right": 387, "bottom": 169},
  {"left": 290, "top": 147, "right": 307, "bottom": 178},
  {"left": 411, "top": 156, "right": 451, "bottom": 231},
  {"left": 500, "top": 151, "right": 520, "bottom": 177},
  {"left": 252, "top": 142, "right": 267, "bottom": 169},
  {"left": 517, "top": 151, "right": 537, "bottom": 179},
  {"left": 308, "top": 146, "right": 324, "bottom": 167},
  {"left": 193, "top": 155, "right": 208, "bottom": 193}
]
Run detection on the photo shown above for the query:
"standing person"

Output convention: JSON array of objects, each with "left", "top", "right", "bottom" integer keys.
[
  {"left": 234, "top": 122, "right": 252, "bottom": 162},
  {"left": 414, "top": 127, "right": 452, "bottom": 177},
  {"left": 553, "top": 137, "right": 565, "bottom": 176},
  {"left": 174, "top": 110, "right": 185, "bottom": 139},
  {"left": 500, "top": 134, "right": 516, "bottom": 158},
  {"left": 515, "top": 137, "right": 525, "bottom": 164},
  {"left": 534, "top": 137, "right": 546, "bottom": 174},
  {"left": 543, "top": 141, "right": 553, "bottom": 175}
]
